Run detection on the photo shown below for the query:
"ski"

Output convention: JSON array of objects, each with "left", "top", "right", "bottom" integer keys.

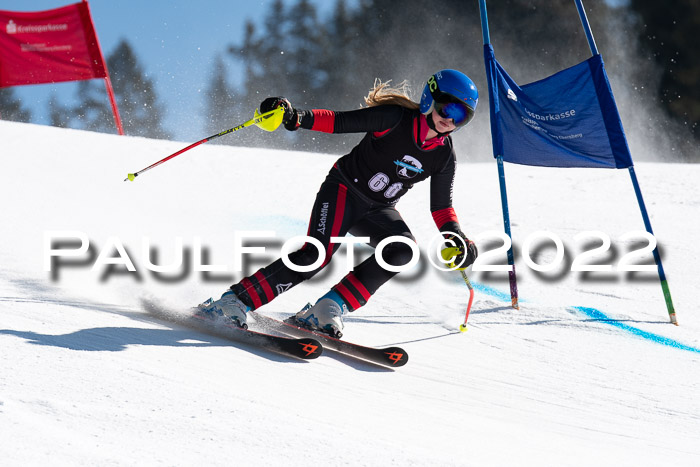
[
  {"left": 249, "top": 311, "right": 408, "bottom": 367},
  {"left": 142, "top": 301, "right": 322, "bottom": 360}
]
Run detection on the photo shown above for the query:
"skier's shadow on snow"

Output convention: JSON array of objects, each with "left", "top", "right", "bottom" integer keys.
[
  {"left": 0, "top": 327, "right": 217, "bottom": 352},
  {"left": 0, "top": 327, "right": 397, "bottom": 371},
  {"left": 0, "top": 327, "right": 302, "bottom": 364},
  {"left": 0, "top": 282, "right": 307, "bottom": 364}
]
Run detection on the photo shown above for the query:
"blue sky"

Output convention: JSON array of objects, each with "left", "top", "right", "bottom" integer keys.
[{"left": 0, "top": 0, "right": 343, "bottom": 140}]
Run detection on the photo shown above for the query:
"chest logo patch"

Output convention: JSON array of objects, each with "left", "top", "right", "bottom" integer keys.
[{"left": 395, "top": 155, "right": 424, "bottom": 179}]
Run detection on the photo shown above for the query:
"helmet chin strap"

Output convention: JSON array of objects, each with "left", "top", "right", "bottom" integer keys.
[{"left": 426, "top": 113, "right": 452, "bottom": 138}]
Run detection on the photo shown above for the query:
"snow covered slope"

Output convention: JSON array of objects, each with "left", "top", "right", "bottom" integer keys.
[{"left": 1, "top": 120, "right": 699, "bottom": 466}]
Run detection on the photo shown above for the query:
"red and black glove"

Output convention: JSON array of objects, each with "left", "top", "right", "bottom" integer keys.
[{"left": 259, "top": 97, "right": 303, "bottom": 131}]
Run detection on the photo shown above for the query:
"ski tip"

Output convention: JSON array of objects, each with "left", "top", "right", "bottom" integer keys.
[
  {"left": 383, "top": 347, "right": 408, "bottom": 367},
  {"left": 297, "top": 338, "right": 323, "bottom": 359}
]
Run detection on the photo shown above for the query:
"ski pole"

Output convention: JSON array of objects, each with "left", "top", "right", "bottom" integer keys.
[
  {"left": 124, "top": 107, "right": 284, "bottom": 181},
  {"left": 440, "top": 246, "right": 476, "bottom": 331},
  {"left": 459, "top": 270, "right": 474, "bottom": 332}
]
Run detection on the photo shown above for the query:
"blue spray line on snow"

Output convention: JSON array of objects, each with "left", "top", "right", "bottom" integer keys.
[
  {"left": 471, "top": 281, "right": 526, "bottom": 304},
  {"left": 571, "top": 306, "right": 700, "bottom": 354},
  {"left": 469, "top": 281, "right": 699, "bottom": 354}
]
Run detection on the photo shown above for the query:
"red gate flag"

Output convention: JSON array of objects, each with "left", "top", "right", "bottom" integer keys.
[
  {"left": 0, "top": 1, "right": 106, "bottom": 87},
  {"left": 0, "top": 1, "right": 123, "bottom": 134}
]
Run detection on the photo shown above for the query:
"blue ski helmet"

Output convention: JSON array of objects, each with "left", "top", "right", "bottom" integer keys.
[{"left": 420, "top": 69, "right": 478, "bottom": 128}]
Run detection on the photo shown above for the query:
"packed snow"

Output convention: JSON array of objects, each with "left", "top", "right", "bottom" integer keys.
[{"left": 1, "top": 120, "right": 699, "bottom": 466}]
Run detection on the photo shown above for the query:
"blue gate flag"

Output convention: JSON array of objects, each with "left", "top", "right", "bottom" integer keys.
[{"left": 484, "top": 44, "right": 633, "bottom": 169}]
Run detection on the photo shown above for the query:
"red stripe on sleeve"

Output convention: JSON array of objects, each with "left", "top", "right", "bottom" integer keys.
[
  {"left": 241, "top": 278, "right": 262, "bottom": 309},
  {"left": 254, "top": 271, "right": 275, "bottom": 303},
  {"left": 432, "top": 207, "right": 459, "bottom": 230},
  {"left": 311, "top": 109, "right": 335, "bottom": 133},
  {"left": 346, "top": 273, "right": 371, "bottom": 302},
  {"left": 335, "top": 283, "right": 361, "bottom": 311}
]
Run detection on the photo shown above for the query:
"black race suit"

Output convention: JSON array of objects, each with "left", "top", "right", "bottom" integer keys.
[{"left": 231, "top": 105, "right": 465, "bottom": 311}]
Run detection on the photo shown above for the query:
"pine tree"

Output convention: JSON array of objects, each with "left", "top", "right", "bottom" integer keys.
[
  {"left": 226, "top": 19, "right": 275, "bottom": 148},
  {"left": 0, "top": 88, "right": 32, "bottom": 122},
  {"left": 71, "top": 79, "right": 114, "bottom": 132},
  {"left": 321, "top": 0, "right": 364, "bottom": 109},
  {"left": 285, "top": 0, "right": 324, "bottom": 99},
  {"left": 67, "top": 39, "right": 171, "bottom": 138},
  {"left": 228, "top": 0, "right": 314, "bottom": 149},
  {"left": 228, "top": 0, "right": 354, "bottom": 151},
  {"left": 203, "top": 55, "right": 240, "bottom": 137},
  {"left": 48, "top": 92, "right": 70, "bottom": 128},
  {"left": 628, "top": 0, "right": 699, "bottom": 144},
  {"left": 107, "top": 39, "right": 171, "bottom": 139}
]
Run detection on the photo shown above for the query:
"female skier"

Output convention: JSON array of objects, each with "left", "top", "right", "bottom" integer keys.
[{"left": 198, "top": 69, "right": 479, "bottom": 337}]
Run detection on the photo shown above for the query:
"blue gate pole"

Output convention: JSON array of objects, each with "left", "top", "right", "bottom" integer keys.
[
  {"left": 574, "top": 0, "right": 599, "bottom": 55},
  {"left": 574, "top": 0, "right": 677, "bottom": 324},
  {"left": 628, "top": 167, "right": 677, "bottom": 324},
  {"left": 479, "top": 0, "right": 519, "bottom": 309}
]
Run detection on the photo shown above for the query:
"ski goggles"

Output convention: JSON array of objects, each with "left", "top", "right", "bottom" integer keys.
[{"left": 434, "top": 98, "right": 475, "bottom": 127}]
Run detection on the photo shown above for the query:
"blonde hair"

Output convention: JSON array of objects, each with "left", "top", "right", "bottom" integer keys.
[{"left": 364, "top": 79, "right": 420, "bottom": 110}]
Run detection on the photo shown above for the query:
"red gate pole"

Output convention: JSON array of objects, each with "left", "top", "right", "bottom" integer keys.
[
  {"left": 83, "top": 0, "right": 124, "bottom": 135},
  {"left": 103, "top": 74, "right": 124, "bottom": 135}
]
